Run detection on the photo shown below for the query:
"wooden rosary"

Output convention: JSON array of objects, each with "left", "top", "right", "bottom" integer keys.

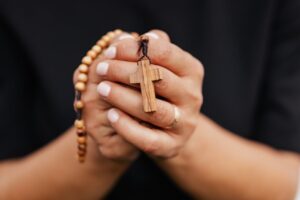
[
  {"left": 74, "top": 30, "right": 163, "bottom": 163},
  {"left": 74, "top": 29, "right": 123, "bottom": 163}
]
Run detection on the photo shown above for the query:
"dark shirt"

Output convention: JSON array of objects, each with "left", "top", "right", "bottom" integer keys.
[{"left": 0, "top": 0, "right": 300, "bottom": 199}]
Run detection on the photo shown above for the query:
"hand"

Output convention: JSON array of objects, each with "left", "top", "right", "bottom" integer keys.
[
  {"left": 95, "top": 30, "right": 204, "bottom": 158},
  {"left": 72, "top": 34, "right": 140, "bottom": 162}
]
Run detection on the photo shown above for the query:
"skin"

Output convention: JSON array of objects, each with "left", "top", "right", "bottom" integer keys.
[
  {"left": 0, "top": 30, "right": 299, "bottom": 199},
  {"left": 95, "top": 30, "right": 300, "bottom": 199}
]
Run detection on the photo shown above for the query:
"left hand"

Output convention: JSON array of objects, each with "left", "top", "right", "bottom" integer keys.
[{"left": 94, "top": 30, "right": 204, "bottom": 158}]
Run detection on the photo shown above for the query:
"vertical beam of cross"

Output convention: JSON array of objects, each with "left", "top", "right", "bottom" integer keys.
[{"left": 130, "top": 57, "right": 163, "bottom": 112}]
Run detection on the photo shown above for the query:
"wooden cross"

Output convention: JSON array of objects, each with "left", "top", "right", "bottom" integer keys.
[{"left": 130, "top": 36, "right": 163, "bottom": 112}]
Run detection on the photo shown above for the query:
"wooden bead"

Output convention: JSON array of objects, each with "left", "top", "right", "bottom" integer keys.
[
  {"left": 75, "top": 100, "right": 84, "bottom": 109},
  {"left": 74, "top": 119, "right": 85, "bottom": 129},
  {"left": 78, "top": 73, "right": 88, "bottom": 82},
  {"left": 78, "top": 64, "right": 88, "bottom": 73},
  {"left": 77, "top": 131, "right": 86, "bottom": 137},
  {"left": 75, "top": 82, "right": 86, "bottom": 91},
  {"left": 78, "top": 149, "right": 86, "bottom": 156},
  {"left": 114, "top": 29, "right": 122, "bottom": 35},
  {"left": 82, "top": 56, "right": 93, "bottom": 65},
  {"left": 77, "top": 136, "right": 87, "bottom": 144},
  {"left": 97, "top": 40, "right": 107, "bottom": 48},
  {"left": 102, "top": 35, "right": 110, "bottom": 43},
  {"left": 92, "top": 45, "right": 102, "bottom": 53},
  {"left": 78, "top": 144, "right": 86, "bottom": 150},
  {"left": 77, "top": 155, "right": 85, "bottom": 163},
  {"left": 77, "top": 128, "right": 85, "bottom": 133},
  {"left": 87, "top": 50, "right": 97, "bottom": 59},
  {"left": 107, "top": 31, "right": 116, "bottom": 39},
  {"left": 131, "top": 32, "right": 139, "bottom": 39}
]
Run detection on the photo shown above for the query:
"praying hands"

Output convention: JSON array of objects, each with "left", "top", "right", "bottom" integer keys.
[{"left": 75, "top": 30, "right": 203, "bottom": 161}]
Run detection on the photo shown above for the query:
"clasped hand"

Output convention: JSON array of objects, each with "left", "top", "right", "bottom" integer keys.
[{"left": 73, "top": 30, "right": 204, "bottom": 162}]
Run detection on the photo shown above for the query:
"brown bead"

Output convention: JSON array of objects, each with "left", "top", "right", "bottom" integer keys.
[
  {"left": 75, "top": 100, "right": 84, "bottom": 109},
  {"left": 102, "top": 35, "right": 110, "bottom": 43},
  {"left": 131, "top": 32, "right": 139, "bottom": 39},
  {"left": 78, "top": 143, "right": 86, "bottom": 150},
  {"left": 82, "top": 56, "right": 93, "bottom": 65},
  {"left": 77, "top": 128, "right": 85, "bottom": 133},
  {"left": 87, "top": 50, "right": 97, "bottom": 59},
  {"left": 78, "top": 64, "right": 88, "bottom": 73},
  {"left": 74, "top": 119, "right": 85, "bottom": 129},
  {"left": 92, "top": 45, "right": 102, "bottom": 53},
  {"left": 97, "top": 40, "right": 107, "bottom": 48},
  {"left": 77, "top": 155, "right": 85, "bottom": 163},
  {"left": 75, "top": 82, "right": 86, "bottom": 91},
  {"left": 78, "top": 73, "right": 88, "bottom": 82},
  {"left": 77, "top": 130, "right": 87, "bottom": 137},
  {"left": 114, "top": 29, "right": 122, "bottom": 35},
  {"left": 107, "top": 31, "right": 116, "bottom": 39},
  {"left": 78, "top": 149, "right": 86, "bottom": 156},
  {"left": 77, "top": 136, "right": 87, "bottom": 144}
]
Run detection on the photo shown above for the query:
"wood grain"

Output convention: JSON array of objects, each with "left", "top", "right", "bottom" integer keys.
[{"left": 130, "top": 57, "right": 163, "bottom": 112}]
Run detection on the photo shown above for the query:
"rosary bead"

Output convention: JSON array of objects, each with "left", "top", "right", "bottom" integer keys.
[
  {"left": 97, "top": 40, "right": 107, "bottom": 48},
  {"left": 75, "top": 100, "right": 84, "bottom": 109},
  {"left": 131, "top": 32, "right": 139, "bottom": 39},
  {"left": 78, "top": 143, "right": 86, "bottom": 150},
  {"left": 114, "top": 29, "right": 122, "bottom": 35},
  {"left": 75, "top": 82, "right": 86, "bottom": 91},
  {"left": 77, "top": 131, "right": 86, "bottom": 137},
  {"left": 107, "top": 31, "right": 116, "bottom": 39},
  {"left": 92, "top": 45, "right": 102, "bottom": 53},
  {"left": 78, "top": 149, "right": 86, "bottom": 156},
  {"left": 102, "top": 35, "right": 110, "bottom": 43},
  {"left": 74, "top": 29, "right": 122, "bottom": 163},
  {"left": 78, "top": 73, "right": 88, "bottom": 82},
  {"left": 77, "top": 127, "right": 85, "bottom": 133},
  {"left": 78, "top": 64, "right": 89, "bottom": 73},
  {"left": 74, "top": 119, "right": 85, "bottom": 129},
  {"left": 77, "top": 155, "right": 85, "bottom": 163},
  {"left": 82, "top": 56, "right": 93, "bottom": 65},
  {"left": 77, "top": 136, "right": 87, "bottom": 144},
  {"left": 87, "top": 50, "right": 97, "bottom": 59}
]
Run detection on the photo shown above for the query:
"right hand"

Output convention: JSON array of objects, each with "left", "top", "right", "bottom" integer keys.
[{"left": 73, "top": 34, "right": 139, "bottom": 162}]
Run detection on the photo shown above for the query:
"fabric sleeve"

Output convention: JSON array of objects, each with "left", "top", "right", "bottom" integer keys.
[
  {"left": 253, "top": 0, "right": 300, "bottom": 152},
  {"left": 0, "top": 17, "right": 37, "bottom": 159}
]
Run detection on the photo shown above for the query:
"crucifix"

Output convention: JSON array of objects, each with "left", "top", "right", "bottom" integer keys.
[{"left": 130, "top": 35, "right": 163, "bottom": 112}]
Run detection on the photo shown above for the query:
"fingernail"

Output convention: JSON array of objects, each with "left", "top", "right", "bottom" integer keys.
[
  {"left": 107, "top": 108, "right": 119, "bottom": 123},
  {"left": 104, "top": 46, "right": 116, "bottom": 59},
  {"left": 97, "top": 82, "right": 111, "bottom": 96},
  {"left": 145, "top": 32, "right": 159, "bottom": 39},
  {"left": 118, "top": 34, "right": 134, "bottom": 41},
  {"left": 96, "top": 62, "right": 109, "bottom": 75}
]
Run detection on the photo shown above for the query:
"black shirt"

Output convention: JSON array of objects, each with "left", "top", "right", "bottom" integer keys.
[{"left": 0, "top": 0, "right": 300, "bottom": 199}]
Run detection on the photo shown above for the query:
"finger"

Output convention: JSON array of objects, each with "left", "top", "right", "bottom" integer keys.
[
  {"left": 107, "top": 108, "right": 178, "bottom": 158},
  {"left": 97, "top": 81, "right": 178, "bottom": 129},
  {"left": 144, "top": 29, "right": 171, "bottom": 42},
  {"left": 99, "top": 134, "right": 139, "bottom": 162},
  {"left": 93, "top": 60, "right": 186, "bottom": 104},
  {"left": 101, "top": 34, "right": 201, "bottom": 76},
  {"left": 73, "top": 31, "right": 136, "bottom": 85}
]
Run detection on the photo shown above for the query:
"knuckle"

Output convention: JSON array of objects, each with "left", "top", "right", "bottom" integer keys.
[
  {"left": 187, "top": 89, "right": 203, "bottom": 108},
  {"left": 149, "top": 29, "right": 170, "bottom": 41},
  {"left": 154, "top": 77, "right": 168, "bottom": 91},
  {"left": 196, "top": 61, "right": 205, "bottom": 78},
  {"left": 150, "top": 102, "right": 173, "bottom": 126},
  {"left": 143, "top": 135, "right": 160, "bottom": 154},
  {"left": 99, "top": 146, "right": 119, "bottom": 160},
  {"left": 99, "top": 144, "right": 135, "bottom": 161},
  {"left": 155, "top": 43, "right": 172, "bottom": 63}
]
